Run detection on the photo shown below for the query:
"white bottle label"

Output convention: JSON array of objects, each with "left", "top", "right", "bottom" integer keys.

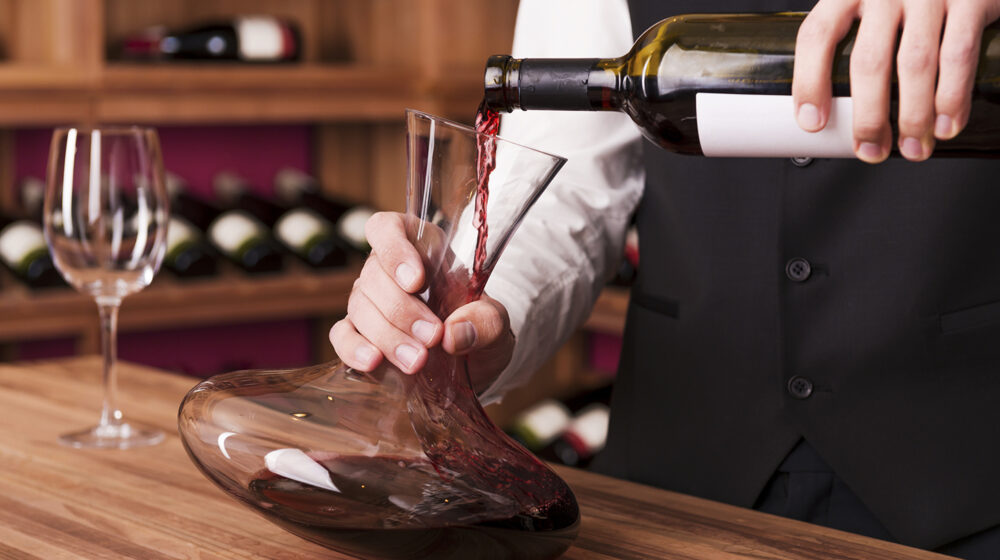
[
  {"left": 0, "top": 221, "right": 46, "bottom": 268},
  {"left": 696, "top": 93, "right": 855, "bottom": 158},
  {"left": 567, "top": 404, "right": 610, "bottom": 452},
  {"left": 166, "top": 216, "right": 198, "bottom": 255},
  {"left": 515, "top": 400, "right": 572, "bottom": 446},
  {"left": 275, "top": 209, "right": 330, "bottom": 251},
  {"left": 208, "top": 211, "right": 264, "bottom": 255},
  {"left": 236, "top": 16, "right": 287, "bottom": 60},
  {"left": 337, "top": 207, "right": 374, "bottom": 251}
]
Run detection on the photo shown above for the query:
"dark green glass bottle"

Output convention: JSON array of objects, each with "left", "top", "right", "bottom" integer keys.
[{"left": 484, "top": 12, "right": 1000, "bottom": 157}]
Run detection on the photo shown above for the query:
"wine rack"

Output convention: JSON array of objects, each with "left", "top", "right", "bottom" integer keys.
[
  {"left": 0, "top": 0, "right": 630, "bottom": 423},
  {"left": 0, "top": 0, "right": 517, "bottom": 331}
]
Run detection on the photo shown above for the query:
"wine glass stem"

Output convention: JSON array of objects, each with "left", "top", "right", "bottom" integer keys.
[{"left": 97, "top": 300, "right": 123, "bottom": 430}]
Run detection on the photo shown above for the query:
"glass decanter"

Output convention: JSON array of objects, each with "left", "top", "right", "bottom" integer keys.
[{"left": 178, "top": 109, "right": 576, "bottom": 559}]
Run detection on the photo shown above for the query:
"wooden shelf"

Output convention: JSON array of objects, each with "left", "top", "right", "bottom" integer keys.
[
  {"left": 98, "top": 63, "right": 420, "bottom": 124},
  {"left": 0, "top": 63, "right": 486, "bottom": 125},
  {"left": 0, "top": 262, "right": 359, "bottom": 346}
]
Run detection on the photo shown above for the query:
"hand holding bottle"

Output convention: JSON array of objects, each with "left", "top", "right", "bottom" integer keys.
[
  {"left": 329, "top": 211, "right": 515, "bottom": 392},
  {"left": 794, "top": 0, "right": 1000, "bottom": 162}
]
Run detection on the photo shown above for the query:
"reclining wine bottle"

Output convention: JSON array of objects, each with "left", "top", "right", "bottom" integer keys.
[
  {"left": 163, "top": 173, "right": 219, "bottom": 279},
  {"left": 214, "top": 171, "right": 348, "bottom": 270},
  {"left": 0, "top": 212, "right": 64, "bottom": 289},
  {"left": 483, "top": 12, "right": 1000, "bottom": 158},
  {"left": 170, "top": 180, "right": 283, "bottom": 275},
  {"left": 273, "top": 168, "right": 375, "bottom": 256}
]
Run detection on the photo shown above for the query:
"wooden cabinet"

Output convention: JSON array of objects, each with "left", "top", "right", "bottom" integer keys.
[
  {"left": 0, "top": 0, "right": 629, "bottom": 426},
  {"left": 0, "top": 0, "right": 518, "bottom": 351}
]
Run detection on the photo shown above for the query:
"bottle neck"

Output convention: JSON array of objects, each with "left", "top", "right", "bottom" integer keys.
[{"left": 484, "top": 55, "right": 621, "bottom": 112}]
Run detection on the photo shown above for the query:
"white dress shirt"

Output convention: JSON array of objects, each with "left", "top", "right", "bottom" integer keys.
[{"left": 479, "top": 0, "right": 645, "bottom": 404}]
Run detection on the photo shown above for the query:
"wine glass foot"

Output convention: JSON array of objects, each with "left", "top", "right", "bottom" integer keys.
[{"left": 58, "top": 422, "right": 165, "bottom": 449}]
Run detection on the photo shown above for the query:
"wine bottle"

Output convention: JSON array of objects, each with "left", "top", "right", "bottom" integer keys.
[
  {"left": 483, "top": 12, "right": 1000, "bottom": 158},
  {"left": 162, "top": 173, "right": 218, "bottom": 279},
  {"left": 170, "top": 181, "right": 283, "bottom": 275},
  {"left": 609, "top": 224, "right": 639, "bottom": 288},
  {"left": 537, "top": 403, "right": 611, "bottom": 469},
  {"left": 19, "top": 176, "right": 45, "bottom": 220},
  {"left": 0, "top": 212, "right": 64, "bottom": 289},
  {"left": 214, "top": 172, "right": 348, "bottom": 269},
  {"left": 274, "top": 168, "right": 375, "bottom": 255},
  {"left": 506, "top": 399, "right": 573, "bottom": 453},
  {"left": 120, "top": 15, "right": 300, "bottom": 63}
]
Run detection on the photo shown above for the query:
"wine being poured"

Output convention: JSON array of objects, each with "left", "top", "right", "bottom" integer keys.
[{"left": 471, "top": 101, "right": 501, "bottom": 299}]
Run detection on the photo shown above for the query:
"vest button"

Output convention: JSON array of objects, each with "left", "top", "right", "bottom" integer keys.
[
  {"left": 787, "top": 376, "right": 814, "bottom": 399},
  {"left": 785, "top": 258, "right": 812, "bottom": 282},
  {"left": 790, "top": 156, "right": 813, "bottom": 167}
]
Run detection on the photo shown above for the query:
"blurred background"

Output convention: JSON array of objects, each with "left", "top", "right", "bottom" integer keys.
[{"left": 0, "top": 0, "right": 629, "bottom": 463}]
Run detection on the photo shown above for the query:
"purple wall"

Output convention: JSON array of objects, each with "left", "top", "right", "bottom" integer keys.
[
  {"left": 16, "top": 124, "right": 313, "bottom": 198},
  {"left": 14, "top": 125, "right": 321, "bottom": 377}
]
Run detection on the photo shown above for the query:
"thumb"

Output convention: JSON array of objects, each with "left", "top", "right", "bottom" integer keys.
[{"left": 442, "top": 295, "right": 512, "bottom": 356}]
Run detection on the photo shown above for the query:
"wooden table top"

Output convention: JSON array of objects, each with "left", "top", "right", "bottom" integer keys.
[{"left": 0, "top": 357, "right": 954, "bottom": 560}]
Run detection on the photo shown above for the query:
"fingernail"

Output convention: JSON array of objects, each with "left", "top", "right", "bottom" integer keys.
[
  {"left": 452, "top": 321, "right": 477, "bottom": 352},
  {"left": 354, "top": 344, "right": 377, "bottom": 367},
  {"left": 395, "top": 344, "right": 420, "bottom": 372},
  {"left": 900, "top": 137, "right": 924, "bottom": 160},
  {"left": 797, "top": 103, "right": 821, "bottom": 130},
  {"left": 395, "top": 263, "right": 417, "bottom": 290},
  {"left": 857, "top": 142, "right": 884, "bottom": 162},
  {"left": 935, "top": 114, "right": 954, "bottom": 139},
  {"left": 411, "top": 319, "right": 437, "bottom": 346}
]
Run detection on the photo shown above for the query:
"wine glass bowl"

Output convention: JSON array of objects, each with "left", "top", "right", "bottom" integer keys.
[
  {"left": 44, "top": 126, "right": 169, "bottom": 449},
  {"left": 178, "top": 110, "right": 577, "bottom": 559}
]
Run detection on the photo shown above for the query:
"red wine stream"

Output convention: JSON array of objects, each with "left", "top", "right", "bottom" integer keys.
[{"left": 470, "top": 101, "right": 501, "bottom": 301}]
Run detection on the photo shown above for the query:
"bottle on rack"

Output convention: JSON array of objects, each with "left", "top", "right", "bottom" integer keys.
[
  {"left": 505, "top": 399, "right": 573, "bottom": 453},
  {"left": 535, "top": 385, "right": 613, "bottom": 469},
  {"left": 483, "top": 12, "right": 1000, "bottom": 158},
  {"left": 539, "top": 403, "right": 611, "bottom": 469},
  {"left": 119, "top": 15, "right": 301, "bottom": 63},
  {"left": 161, "top": 173, "right": 219, "bottom": 279},
  {"left": 214, "top": 172, "right": 348, "bottom": 270},
  {"left": 273, "top": 168, "right": 375, "bottom": 255},
  {"left": 19, "top": 177, "right": 45, "bottom": 220},
  {"left": 609, "top": 224, "right": 639, "bottom": 288},
  {"left": 170, "top": 177, "right": 283, "bottom": 275},
  {"left": 0, "top": 211, "right": 64, "bottom": 289}
]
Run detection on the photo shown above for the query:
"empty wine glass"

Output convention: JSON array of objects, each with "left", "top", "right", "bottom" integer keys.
[{"left": 44, "top": 126, "right": 169, "bottom": 449}]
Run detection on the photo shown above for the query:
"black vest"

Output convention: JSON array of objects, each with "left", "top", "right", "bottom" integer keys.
[{"left": 600, "top": 0, "right": 1000, "bottom": 549}]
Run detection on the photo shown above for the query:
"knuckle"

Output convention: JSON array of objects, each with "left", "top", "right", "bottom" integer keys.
[
  {"left": 382, "top": 297, "right": 410, "bottom": 326},
  {"left": 364, "top": 211, "right": 398, "bottom": 244},
  {"left": 478, "top": 303, "right": 508, "bottom": 341},
  {"left": 365, "top": 211, "right": 390, "bottom": 231},
  {"left": 346, "top": 291, "right": 361, "bottom": 317},
  {"left": 940, "top": 37, "right": 977, "bottom": 68},
  {"left": 853, "top": 118, "right": 886, "bottom": 141},
  {"left": 329, "top": 320, "right": 354, "bottom": 349},
  {"left": 851, "top": 46, "right": 891, "bottom": 76},
  {"left": 936, "top": 88, "right": 968, "bottom": 115},
  {"left": 796, "top": 17, "right": 833, "bottom": 47},
  {"left": 897, "top": 112, "right": 931, "bottom": 134},
  {"left": 896, "top": 43, "right": 935, "bottom": 74}
]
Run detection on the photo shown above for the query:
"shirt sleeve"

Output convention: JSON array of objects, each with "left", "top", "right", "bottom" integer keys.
[{"left": 478, "top": 0, "right": 645, "bottom": 405}]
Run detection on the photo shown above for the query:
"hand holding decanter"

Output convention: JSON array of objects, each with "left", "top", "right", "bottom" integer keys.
[{"left": 330, "top": 210, "right": 515, "bottom": 392}]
